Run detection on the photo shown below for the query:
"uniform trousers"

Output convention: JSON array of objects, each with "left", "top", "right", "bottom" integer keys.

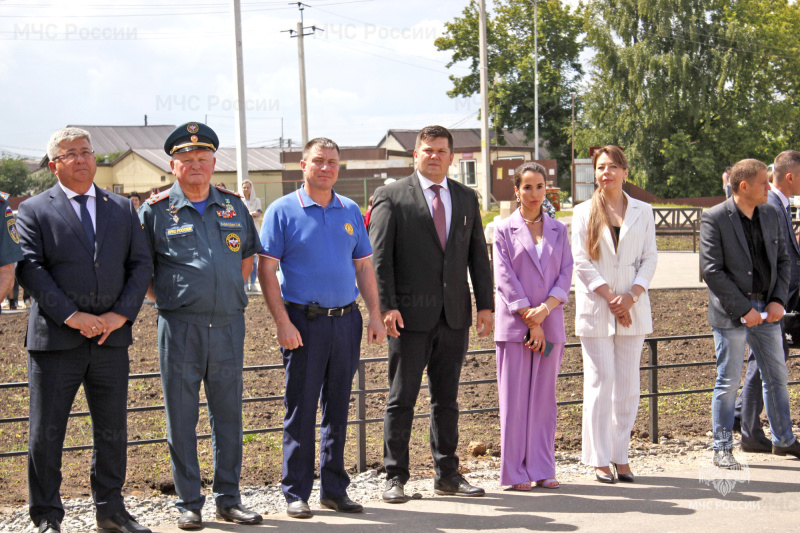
[
  {"left": 281, "top": 305, "right": 362, "bottom": 503},
  {"left": 28, "top": 341, "right": 129, "bottom": 524},
  {"left": 580, "top": 335, "right": 644, "bottom": 467},
  {"left": 158, "top": 314, "right": 245, "bottom": 512},
  {"left": 496, "top": 341, "right": 565, "bottom": 486},
  {"left": 383, "top": 313, "right": 470, "bottom": 484}
]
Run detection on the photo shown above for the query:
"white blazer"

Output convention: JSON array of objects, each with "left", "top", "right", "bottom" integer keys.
[{"left": 572, "top": 193, "right": 658, "bottom": 337}]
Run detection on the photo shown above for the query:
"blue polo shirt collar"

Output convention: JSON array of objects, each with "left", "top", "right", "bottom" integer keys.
[{"left": 296, "top": 186, "right": 345, "bottom": 209}]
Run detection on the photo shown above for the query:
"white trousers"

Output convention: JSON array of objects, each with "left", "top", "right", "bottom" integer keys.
[{"left": 580, "top": 335, "right": 645, "bottom": 466}]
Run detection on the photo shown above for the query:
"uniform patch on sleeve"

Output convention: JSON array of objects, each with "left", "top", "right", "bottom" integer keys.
[{"left": 7, "top": 218, "right": 19, "bottom": 243}]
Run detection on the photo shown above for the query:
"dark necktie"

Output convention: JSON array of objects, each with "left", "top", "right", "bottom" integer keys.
[
  {"left": 431, "top": 184, "right": 447, "bottom": 249},
  {"left": 73, "top": 195, "right": 95, "bottom": 248}
]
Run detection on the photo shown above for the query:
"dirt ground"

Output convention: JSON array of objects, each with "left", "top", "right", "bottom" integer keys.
[{"left": 1, "top": 289, "right": 798, "bottom": 506}]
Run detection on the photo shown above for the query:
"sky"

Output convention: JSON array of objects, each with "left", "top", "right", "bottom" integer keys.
[{"left": 0, "top": 0, "right": 530, "bottom": 159}]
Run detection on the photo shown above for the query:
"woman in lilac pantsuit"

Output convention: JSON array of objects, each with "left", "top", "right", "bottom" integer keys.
[{"left": 493, "top": 162, "right": 573, "bottom": 490}]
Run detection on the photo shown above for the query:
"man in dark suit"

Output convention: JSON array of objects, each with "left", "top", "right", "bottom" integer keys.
[
  {"left": 700, "top": 158, "right": 800, "bottom": 470},
  {"left": 369, "top": 125, "right": 494, "bottom": 503},
  {"left": 16, "top": 128, "right": 153, "bottom": 533},
  {"left": 734, "top": 150, "right": 800, "bottom": 453}
]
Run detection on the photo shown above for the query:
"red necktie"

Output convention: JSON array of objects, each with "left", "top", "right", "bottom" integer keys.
[{"left": 431, "top": 184, "right": 447, "bottom": 249}]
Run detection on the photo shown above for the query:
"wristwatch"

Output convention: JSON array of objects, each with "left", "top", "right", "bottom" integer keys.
[{"left": 627, "top": 291, "right": 639, "bottom": 303}]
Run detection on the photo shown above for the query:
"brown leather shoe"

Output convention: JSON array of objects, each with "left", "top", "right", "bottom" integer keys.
[{"left": 772, "top": 440, "right": 800, "bottom": 459}]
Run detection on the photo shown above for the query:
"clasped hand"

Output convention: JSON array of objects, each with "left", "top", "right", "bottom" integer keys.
[
  {"left": 608, "top": 293, "right": 633, "bottom": 328},
  {"left": 64, "top": 311, "right": 128, "bottom": 345}
]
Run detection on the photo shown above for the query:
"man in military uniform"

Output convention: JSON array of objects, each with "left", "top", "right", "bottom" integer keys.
[
  {"left": 0, "top": 191, "right": 23, "bottom": 302},
  {"left": 138, "top": 122, "right": 263, "bottom": 529}
]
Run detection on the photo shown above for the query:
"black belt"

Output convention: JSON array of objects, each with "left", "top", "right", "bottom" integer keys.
[
  {"left": 284, "top": 300, "right": 356, "bottom": 319},
  {"left": 750, "top": 292, "right": 767, "bottom": 301}
]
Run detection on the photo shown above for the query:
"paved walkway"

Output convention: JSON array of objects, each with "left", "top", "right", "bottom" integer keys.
[{"left": 154, "top": 459, "right": 799, "bottom": 532}]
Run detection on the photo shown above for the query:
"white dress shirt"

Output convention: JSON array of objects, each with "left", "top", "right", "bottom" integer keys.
[
  {"left": 58, "top": 181, "right": 97, "bottom": 231},
  {"left": 417, "top": 170, "right": 452, "bottom": 241},
  {"left": 771, "top": 184, "right": 790, "bottom": 210}
]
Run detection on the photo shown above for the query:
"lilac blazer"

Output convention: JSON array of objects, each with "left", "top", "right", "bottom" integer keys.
[{"left": 493, "top": 209, "right": 573, "bottom": 343}]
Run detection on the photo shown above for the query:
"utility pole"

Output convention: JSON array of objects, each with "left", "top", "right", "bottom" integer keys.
[
  {"left": 571, "top": 92, "right": 576, "bottom": 198},
  {"left": 283, "top": 2, "right": 322, "bottom": 147},
  {"left": 477, "top": 0, "right": 491, "bottom": 211},
  {"left": 533, "top": 0, "right": 539, "bottom": 160},
  {"left": 231, "top": 0, "right": 249, "bottom": 189}
]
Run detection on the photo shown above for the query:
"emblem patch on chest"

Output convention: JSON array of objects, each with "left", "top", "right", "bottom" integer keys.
[{"left": 226, "top": 233, "right": 241, "bottom": 252}]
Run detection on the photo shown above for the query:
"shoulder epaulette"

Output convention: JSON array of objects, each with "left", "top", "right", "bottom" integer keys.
[
  {"left": 146, "top": 190, "right": 170, "bottom": 205},
  {"left": 216, "top": 186, "right": 243, "bottom": 198},
  {"left": 0, "top": 191, "right": 9, "bottom": 202}
]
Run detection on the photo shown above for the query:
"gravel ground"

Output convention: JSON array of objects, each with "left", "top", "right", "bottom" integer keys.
[{"left": 3, "top": 433, "right": 794, "bottom": 531}]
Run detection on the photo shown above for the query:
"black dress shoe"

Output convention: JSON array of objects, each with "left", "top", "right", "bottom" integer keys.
[
  {"left": 741, "top": 438, "right": 773, "bottom": 454},
  {"left": 216, "top": 504, "right": 262, "bottom": 525},
  {"left": 38, "top": 518, "right": 60, "bottom": 533},
  {"left": 96, "top": 510, "right": 151, "bottom": 533},
  {"left": 611, "top": 463, "right": 634, "bottom": 483},
  {"left": 177, "top": 509, "right": 202, "bottom": 530},
  {"left": 320, "top": 495, "right": 364, "bottom": 513},
  {"left": 383, "top": 478, "right": 406, "bottom": 503},
  {"left": 773, "top": 439, "right": 800, "bottom": 459},
  {"left": 713, "top": 449, "right": 741, "bottom": 469},
  {"left": 286, "top": 500, "right": 312, "bottom": 519},
  {"left": 433, "top": 474, "right": 485, "bottom": 497},
  {"left": 595, "top": 469, "right": 615, "bottom": 484}
]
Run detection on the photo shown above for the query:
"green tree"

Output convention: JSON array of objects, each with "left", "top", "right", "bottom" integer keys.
[
  {"left": 435, "top": 0, "right": 584, "bottom": 189},
  {"left": 0, "top": 158, "right": 31, "bottom": 196},
  {"left": 27, "top": 168, "right": 57, "bottom": 194},
  {"left": 579, "top": 0, "right": 800, "bottom": 198}
]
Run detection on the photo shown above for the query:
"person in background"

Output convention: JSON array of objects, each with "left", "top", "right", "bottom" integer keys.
[
  {"left": 572, "top": 146, "right": 657, "bottom": 484},
  {"left": 723, "top": 166, "right": 732, "bottom": 198},
  {"left": 241, "top": 180, "right": 262, "bottom": 292},
  {"left": 493, "top": 162, "right": 572, "bottom": 490},
  {"left": 129, "top": 193, "right": 141, "bottom": 211},
  {"left": 700, "top": 158, "right": 800, "bottom": 469},
  {"left": 364, "top": 195, "right": 374, "bottom": 228}
]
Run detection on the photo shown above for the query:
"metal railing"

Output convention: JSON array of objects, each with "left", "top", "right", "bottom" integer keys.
[{"left": 2, "top": 333, "right": 798, "bottom": 470}]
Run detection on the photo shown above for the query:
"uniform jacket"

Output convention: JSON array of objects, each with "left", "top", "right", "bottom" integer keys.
[
  {"left": 369, "top": 172, "right": 494, "bottom": 332},
  {"left": 138, "top": 183, "right": 261, "bottom": 326},
  {"left": 768, "top": 189, "right": 800, "bottom": 308},
  {"left": 493, "top": 209, "right": 573, "bottom": 343},
  {"left": 572, "top": 193, "right": 658, "bottom": 337},
  {"left": 16, "top": 184, "right": 152, "bottom": 350},
  {"left": 700, "top": 196, "right": 790, "bottom": 329}
]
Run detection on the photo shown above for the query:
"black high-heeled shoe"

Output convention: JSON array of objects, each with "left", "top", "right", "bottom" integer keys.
[
  {"left": 611, "top": 462, "right": 634, "bottom": 483},
  {"left": 595, "top": 468, "right": 615, "bottom": 484}
]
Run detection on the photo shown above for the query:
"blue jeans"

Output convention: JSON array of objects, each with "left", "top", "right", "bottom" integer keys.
[{"left": 711, "top": 300, "right": 795, "bottom": 450}]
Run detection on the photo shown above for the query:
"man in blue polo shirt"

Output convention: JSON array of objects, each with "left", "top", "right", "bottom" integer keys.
[{"left": 259, "top": 137, "right": 385, "bottom": 519}]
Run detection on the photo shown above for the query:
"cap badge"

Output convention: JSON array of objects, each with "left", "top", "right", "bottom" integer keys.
[
  {"left": 190, "top": 135, "right": 198, "bottom": 142},
  {"left": 187, "top": 122, "right": 200, "bottom": 134}
]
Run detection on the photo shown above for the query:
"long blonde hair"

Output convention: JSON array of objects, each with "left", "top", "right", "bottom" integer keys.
[{"left": 586, "top": 146, "right": 629, "bottom": 261}]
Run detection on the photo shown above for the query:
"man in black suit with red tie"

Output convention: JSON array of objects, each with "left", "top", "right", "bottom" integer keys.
[
  {"left": 369, "top": 125, "right": 494, "bottom": 503},
  {"left": 16, "top": 127, "right": 152, "bottom": 533}
]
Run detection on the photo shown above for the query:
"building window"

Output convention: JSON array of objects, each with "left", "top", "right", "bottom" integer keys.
[
  {"left": 113, "top": 184, "right": 124, "bottom": 194},
  {"left": 161, "top": 175, "right": 167, "bottom": 182},
  {"left": 460, "top": 159, "right": 477, "bottom": 186}
]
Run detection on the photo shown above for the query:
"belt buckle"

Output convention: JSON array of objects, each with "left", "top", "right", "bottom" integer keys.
[{"left": 327, "top": 307, "right": 342, "bottom": 317}]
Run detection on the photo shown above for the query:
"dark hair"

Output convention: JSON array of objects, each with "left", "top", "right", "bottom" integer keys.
[
  {"left": 129, "top": 193, "right": 140, "bottom": 200},
  {"left": 415, "top": 125, "right": 453, "bottom": 152},
  {"left": 774, "top": 150, "right": 800, "bottom": 184},
  {"left": 513, "top": 161, "right": 547, "bottom": 189},
  {"left": 730, "top": 159, "right": 767, "bottom": 192},
  {"left": 303, "top": 137, "right": 340, "bottom": 160}
]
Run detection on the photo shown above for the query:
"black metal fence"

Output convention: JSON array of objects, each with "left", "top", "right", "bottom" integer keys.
[{"left": 1, "top": 333, "right": 798, "bottom": 470}]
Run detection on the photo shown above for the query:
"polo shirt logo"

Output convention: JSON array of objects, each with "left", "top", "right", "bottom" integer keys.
[{"left": 344, "top": 223, "right": 354, "bottom": 235}]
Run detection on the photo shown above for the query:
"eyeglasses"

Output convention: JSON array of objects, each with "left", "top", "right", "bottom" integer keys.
[{"left": 52, "top": 149, "right": 95, "bottom": 163}]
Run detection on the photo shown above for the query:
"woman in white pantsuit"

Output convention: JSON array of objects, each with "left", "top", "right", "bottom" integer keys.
[{"left": 572, "top": 146, "right": 657, "bottom": 483}]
